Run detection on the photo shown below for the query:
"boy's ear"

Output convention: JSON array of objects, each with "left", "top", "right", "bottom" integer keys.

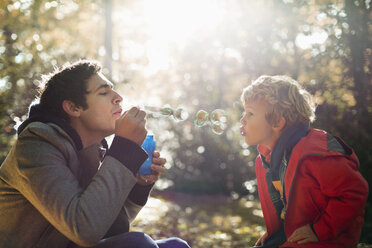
[
  {"left": 62, "top": 100, "right": 81, "bottom": 118},
  {"left": 273, "top": 117, "right": 286, "bottom": 131}
]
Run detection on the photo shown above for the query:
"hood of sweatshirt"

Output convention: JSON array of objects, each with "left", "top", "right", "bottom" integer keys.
[{"left": 18, "top": 103, "right": 85, "bottom": 150}]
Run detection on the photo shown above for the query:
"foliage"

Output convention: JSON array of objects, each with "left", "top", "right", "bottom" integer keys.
[{"left": 0, "top": 0, "right": 103, "bottom": 159}]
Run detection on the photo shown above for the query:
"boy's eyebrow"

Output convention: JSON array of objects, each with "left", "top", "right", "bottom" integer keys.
[{"left": 245, "top": 105, "right": 256, "bottom": 111}]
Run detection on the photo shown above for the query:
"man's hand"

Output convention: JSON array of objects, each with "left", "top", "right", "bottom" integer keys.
[
  {"left": 288, "top": 224, "right": 319, "bottom": 244},
  {"left": 115, "top": 107, "right": 147, "bottom": 145},
  {"left": 137, "top": 151, "right": 166, "bottom": 185}
]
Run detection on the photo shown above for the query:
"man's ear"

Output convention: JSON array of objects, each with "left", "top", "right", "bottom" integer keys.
[
  {"left": 62, "top": 100, "right": 81, "bottom": 118},
  {"left": 273, "top": 117, "right": 286, "bottom": 131}
]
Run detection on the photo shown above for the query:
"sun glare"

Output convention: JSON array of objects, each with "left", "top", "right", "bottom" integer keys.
[
  {"left": 295, "top": 29, "right": 328, "bottom": 50},
  {"left": 111, "top": 0, "right": 330, "bottom": 108},
  {"left": 139, "top": 0, "right": 226, "bottom": 75}
]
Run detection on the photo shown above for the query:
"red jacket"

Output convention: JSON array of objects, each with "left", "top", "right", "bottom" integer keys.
[{"left": 256, "top": 129, "right": 369, "bottom": 247}]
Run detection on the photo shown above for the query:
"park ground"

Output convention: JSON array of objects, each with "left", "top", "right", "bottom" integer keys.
[{"left": 132, "top": 191, "right": 372, "bottom": 248}]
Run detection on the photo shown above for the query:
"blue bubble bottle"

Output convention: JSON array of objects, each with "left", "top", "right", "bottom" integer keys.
[{"left": 138, "top": 135, "right": 156, "bottom": 175}]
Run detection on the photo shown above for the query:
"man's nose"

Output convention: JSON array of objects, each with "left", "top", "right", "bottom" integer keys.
[{"left": 113, "top": 91, "right": 123, "bottom": 104}]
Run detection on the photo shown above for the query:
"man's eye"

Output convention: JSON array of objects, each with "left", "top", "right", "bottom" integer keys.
[{"left": 99, "top": 92, "right": 108, "bottom": 95}]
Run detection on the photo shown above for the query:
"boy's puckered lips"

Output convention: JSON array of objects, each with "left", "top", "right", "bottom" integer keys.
[{"left": 240, "top": 127, "right": 246, "bottom": 136}]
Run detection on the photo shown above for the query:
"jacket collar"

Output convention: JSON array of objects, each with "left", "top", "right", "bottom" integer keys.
[{"left": 258, "top": 123, "right": 309, "bottom": 181}]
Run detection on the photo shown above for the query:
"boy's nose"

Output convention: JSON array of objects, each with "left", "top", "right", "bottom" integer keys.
[{"left": 240, "top": 117, "right": 245, "bottom": 125}]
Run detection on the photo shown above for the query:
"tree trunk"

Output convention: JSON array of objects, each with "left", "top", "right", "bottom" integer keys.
[
  {"left": 344, "top": 0, "right": 371, "bottom": 118},
  {"left": 104, "top": 0, "right": 113, "bottom": 77}
]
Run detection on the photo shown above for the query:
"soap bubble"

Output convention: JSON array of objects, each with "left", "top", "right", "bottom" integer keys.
[
  {"left": 211, "top": 122, "right": 226, "bottom": 135},
  {"left": 173, "top": 107, "right": 189, "bottom": 121},
  {"left": 210, "top": 109, "right": 227, "bottom": 124},
  {"left": 144, "top": 106, "right": 172, "bottom": 117},
  {"left": 194, "top": 109, "right": 228, "bottom": 135},
  {"left": 159, "top": 107, "right": 173, "bottom": 117},
  {"left": 194, "top": 110, "right": 209, "bottom": 127},
  {"left": 141, "top": 105, "right": 227, "bottom": 135},
  {"left": 144, "top": 106, "right": 188, "bottom": 121}
]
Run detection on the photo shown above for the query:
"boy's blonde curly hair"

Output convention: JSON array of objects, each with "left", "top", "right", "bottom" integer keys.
[{"left": 241, "top": 75, "right": 316, "bottom": 128}]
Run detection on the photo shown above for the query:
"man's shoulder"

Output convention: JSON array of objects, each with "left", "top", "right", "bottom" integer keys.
[
  {"left": 21, "top": 121, "right": 55, "bottom": 133},
  {"left": 18, "top": 122, "right": 75, "bottom": 149}
]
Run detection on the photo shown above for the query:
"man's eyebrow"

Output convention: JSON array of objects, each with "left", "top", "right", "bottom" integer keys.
[{"left": 94, "top": 83, "right": 113, "bottom": 92}]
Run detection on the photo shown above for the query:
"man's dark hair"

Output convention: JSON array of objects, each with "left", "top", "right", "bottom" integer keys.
[{"left": 39, "top": 60, "right": 101, "bottom": 121}]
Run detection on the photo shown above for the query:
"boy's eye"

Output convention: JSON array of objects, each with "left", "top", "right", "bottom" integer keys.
[{"left": 99, "top": 91, "right": 108, "bottom": 95}]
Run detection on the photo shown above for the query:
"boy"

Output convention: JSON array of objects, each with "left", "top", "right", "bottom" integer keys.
[
  {"left": 0, "top": 60, "right": 190, "bottom": 248},
  {"left": 240, "top": 75, "right": 368, "bottom": 247}
]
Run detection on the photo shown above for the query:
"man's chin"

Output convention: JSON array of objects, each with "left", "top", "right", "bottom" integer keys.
[{"left": 103, "top": 129, "right": 115, "bottom": 138}]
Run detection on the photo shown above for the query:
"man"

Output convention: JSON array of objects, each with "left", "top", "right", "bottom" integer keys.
[{"left": 0, "top": 60, "right": 190, "bottom": 248}]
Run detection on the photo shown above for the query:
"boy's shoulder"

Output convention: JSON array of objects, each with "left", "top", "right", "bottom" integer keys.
[
  {"left": 298, "top": 129, "right": 352, "bottom": 156},
  {"left": 289, "top": 128, "right": 359, "bottom": 172}
]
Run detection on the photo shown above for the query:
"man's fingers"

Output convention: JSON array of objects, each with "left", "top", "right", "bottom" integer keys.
[
  {"left": 126, "top": 106, "right": 140, "bottom": 116},
  {"left": 121, "top": 107, "right": 146, "bottom": 127},
  {"left": 153, "top": 151, "right": 160, "bottom": 158},
  {"left": 126, "top": 107, "right": 146, "bottom": 121},
  {"left": 136, "top": 110, "right": 146, "bottom": 119},
  {"left": 152, "top": 157, "right": 166, "bottom": 165},
  {"left": 151, "top": 164, "right": 166, "bottom": 174},
  {"left": 115, "top": 106, "right": 148, "bottom": 145},
  {"left": 140, "top": 174, "right": 158, "bottom": 183}
]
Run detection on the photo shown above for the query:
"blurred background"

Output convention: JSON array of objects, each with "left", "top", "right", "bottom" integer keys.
[{"left": 0, "top": 0, "right": 371, "bottom": 247}]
